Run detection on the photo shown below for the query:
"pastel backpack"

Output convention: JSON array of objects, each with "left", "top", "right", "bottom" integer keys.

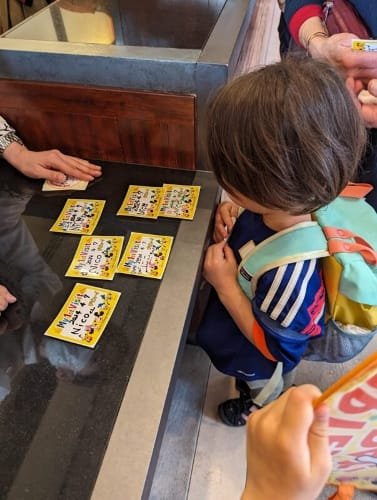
[{"left": 236, "top": 183, "right": 377, "bottom": 404}]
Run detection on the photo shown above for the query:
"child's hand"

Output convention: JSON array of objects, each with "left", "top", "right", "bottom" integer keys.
[
  {"left": 3, "top": 143, "right": 102, "bottom": 183},
  {"left": 203, "top": 240, "right": 238, "bottom": 295},
  {"left": 242, "top": 385, "right": 331, "bottom": 500},
  {"left": 213, "top": 201, "right": 239, "bottom": 242},
  {"left": 0, "top": 285, "right": 17, "bottom": 312}
]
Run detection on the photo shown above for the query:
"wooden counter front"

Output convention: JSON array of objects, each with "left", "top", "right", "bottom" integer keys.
[{"left": 0, "top": 79, "right": 196, "bottom": 170}]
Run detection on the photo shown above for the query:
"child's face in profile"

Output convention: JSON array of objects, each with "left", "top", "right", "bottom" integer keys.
[{"left": 229, "top": 190, "right": 272, "bottom": 215}]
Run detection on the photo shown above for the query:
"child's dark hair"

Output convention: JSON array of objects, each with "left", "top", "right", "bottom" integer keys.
[{"left": 206, "top": 57, "right": 367, "bottom": 214}]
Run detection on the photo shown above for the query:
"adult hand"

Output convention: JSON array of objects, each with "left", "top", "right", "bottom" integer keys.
[
  {"left": 368, "top": 79, "right": 377, "bottom": 98},
  {"left": 3, "top": 143, "right": 102, "bottom": 183},
  {"left": 0, "top": 285, "right": 17, "bottom": 312},
  {"left": 242, "top": 385, "right": 331, "bottom": 500},
  {"left": 346, "top": 77, "right": 377, "bottom": 128},
  {"left": 203, "top": 240, "right": 238, "bottom": 295},
  {"left": 213, "top": 201, "right": 239, "bottom": 242},
  {"left": 300, "top": 19, "right": 377, "bottom": 126},
  {"left": 360, "top": 79, "right": 377, "bottom": 127},
  {"left": 309, "top": 33, "right": 377, "bottom": 80}
]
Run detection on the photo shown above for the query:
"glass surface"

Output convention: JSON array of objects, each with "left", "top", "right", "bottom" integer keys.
[
  {"left": 2, "top": 0, "right": 227, "bottom": 49},
  {"left": 0, "top": 161, "right": 194, "bottom": 499}
]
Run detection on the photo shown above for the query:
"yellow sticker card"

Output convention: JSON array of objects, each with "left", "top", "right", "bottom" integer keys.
[
  {"left": 159, "top": 184, "right": 201, "bottom": 220},
  {"left": 117, "top": 232, "right": 174, "bottom": 279},
  {"left": 50, "top": 199, "right": 105, "bottom": 235},
  {"left": 45, "top": 283, "right": 121, "bottom": 348},
  {"left": 352, "top": 39, "right": 377, "bottom": 52},
  {"left": 117, "top": 185, "right": 163, "bottom": 218},
  {"left": 66, "top": 236, "right": 124, "bottom": 280}
]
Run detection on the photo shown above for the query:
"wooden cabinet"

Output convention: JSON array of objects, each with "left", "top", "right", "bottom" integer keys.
[{"left": 0, "top": 80, "right": 196, "bottom": 170}]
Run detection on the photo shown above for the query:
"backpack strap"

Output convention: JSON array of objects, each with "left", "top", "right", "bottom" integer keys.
[
  {"left": 238, "top": 221, "right": 329, "bottom": 300},
  {"left": 340, "top": 182, "right": 373, "bottom": 199}
]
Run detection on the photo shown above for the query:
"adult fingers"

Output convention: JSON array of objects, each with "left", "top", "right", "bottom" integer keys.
[
  {"left": 0, "top": 298, "right": 8, "bottom": 311},
  {"left": 342, "top": 44, "right": 377, "bottom": 76},
  {"left": 60, "top": 153, "right": 102, "bottom": 175},
  {"left": 359, "top": 104, "right": 377, "bottom": 128},
  {"left": 0, "top": 296, "right": 13, "bottom": 311},
  {"left": 5, "top": 291, "right": 17, "bottom": 303},
  {"left": 368, "top": 79, "right": 377, "bottom": 97},
  {"left": 34, "top": 165, "right": 67, "bottom": 183},
  {"left": 345, "top": 77, "right": 363, "bottom": 114},
  {"left": 45, "top": 150, "right": 101, "bottom": 181},
  {"left": 0, "top": 286, "right": 17, "bottom": 311}
]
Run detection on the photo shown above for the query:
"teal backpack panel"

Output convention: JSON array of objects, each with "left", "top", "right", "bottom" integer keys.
[{"left": 316, "top": 196, "right": 377, "bottom": 305}]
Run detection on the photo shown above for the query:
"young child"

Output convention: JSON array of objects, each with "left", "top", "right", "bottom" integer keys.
[{"left": 197, "top": 56, "right": 367, "bottom": 426}]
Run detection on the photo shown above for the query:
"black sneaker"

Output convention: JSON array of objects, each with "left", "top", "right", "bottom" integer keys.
[
  {"left": 218, "top": 379, "right": 262, "bottom": 426},
  {"left": 218, "top": 396, "right": 252, "bottom": 426}
]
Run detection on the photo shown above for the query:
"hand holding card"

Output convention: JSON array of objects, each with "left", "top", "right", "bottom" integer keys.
[{"left": 42, "top": 176, "right": 89, "bottom": 191}]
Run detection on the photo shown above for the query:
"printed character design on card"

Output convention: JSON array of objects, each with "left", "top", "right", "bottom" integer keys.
[
  {"left": 50, "top": 199, "right": 105, "bottom": 235},
  {"left": 127, "top": 237, "right": 164, "bottom": 276},
  {"left": 65, "top": 236, "right": 124, "bottom": 280},
  {"left": 117, "top": 186, "right": 163, "bottom": 219},
  {"left": 45, "top": 284, "right": 121, "bottom": 348},
  {"left": 117, "top": 233, "right": 174, "bottom": 279},
  {"left": 159, "top": 185, "right": 200, "bottom": 220}
]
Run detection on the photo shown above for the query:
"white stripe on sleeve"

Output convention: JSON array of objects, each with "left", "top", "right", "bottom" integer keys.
[
  {"left": 281, "top": 259, "right": 316, "bottom": 327},
  {"left": 260, "top": 264, "right": 288, "bottom": 313},
  {"left": 270, "top": 261, "right": 304, "bottom": 321}
]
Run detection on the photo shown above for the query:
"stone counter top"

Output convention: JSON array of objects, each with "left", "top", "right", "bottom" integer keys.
[{"left": 0, "top": 161, "right": 218, "bottom": 499}]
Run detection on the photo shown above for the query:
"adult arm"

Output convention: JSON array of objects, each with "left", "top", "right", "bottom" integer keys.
[
  {"left": 346, "top": 77, "right": 377, "bottom": 128},
  {"left": 284, "top": 1, "right": 377, "bottom": 80},
  {"left": 0, "top": 116, "right": 102, "bottom": 182},
  {"left": 283, "top": 1, "right": 377, "bottom": 129},
  {"left": 284, "top": 0, "right": 322, "bottom": 46}
]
